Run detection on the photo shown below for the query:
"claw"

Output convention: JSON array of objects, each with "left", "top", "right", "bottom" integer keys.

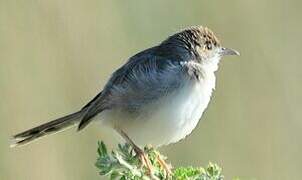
[
  {"left": 133, "top": 147, "right": 152, "bottom": 172},
  {"left": 155, "top": 151, "right": 173, "bottom": 178},
  {"left": 117, "top": 129, "right": 157, "bottom": 179}
]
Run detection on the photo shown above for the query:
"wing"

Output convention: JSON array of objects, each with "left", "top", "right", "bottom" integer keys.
[{"left": 78, "top": 47, "right": 187, "bottom": 130}]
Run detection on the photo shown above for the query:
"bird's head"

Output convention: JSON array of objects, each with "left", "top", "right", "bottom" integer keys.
[{"left": 163, "top": 26, "right": 239, "bottom": 68}]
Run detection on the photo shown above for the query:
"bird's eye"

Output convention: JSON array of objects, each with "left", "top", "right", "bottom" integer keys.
[{"left": 206, "top": 42, "right": 212, "bottom": 50}]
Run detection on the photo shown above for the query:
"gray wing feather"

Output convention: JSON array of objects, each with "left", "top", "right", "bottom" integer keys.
[{"left": 78, "top": 47, "right": 187, "bottom": 130}]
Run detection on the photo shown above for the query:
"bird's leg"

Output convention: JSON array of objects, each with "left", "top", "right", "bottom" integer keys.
[
  {"left": 117, "top": 130, "right": 154, "bottom": 176},
  {"left": 155, "top": 151, "right": 173, "bottom": 177}
]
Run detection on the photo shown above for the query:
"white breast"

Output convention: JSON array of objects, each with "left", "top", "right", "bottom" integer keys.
[{"left": 164, "top": 77, "right": 215, "bottom": 144}]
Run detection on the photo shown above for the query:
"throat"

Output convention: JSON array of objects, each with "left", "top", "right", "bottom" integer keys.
[
  {"left": 202, "top": 63, "right": 218, "bottom": 73},
  {"left": 201, "top": 58, "right": 220, "bottom": 73},
  {"left": 184, "top": 60, "right": 218, "bottom": 86}
]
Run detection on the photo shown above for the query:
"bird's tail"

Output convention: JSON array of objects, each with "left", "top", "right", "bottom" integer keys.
[{"left": 10, "top": 111, "right": 84, "bottom": 147}]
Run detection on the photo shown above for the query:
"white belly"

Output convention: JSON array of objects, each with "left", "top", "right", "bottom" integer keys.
[{"left": 100, "top": 75, "right": 216, "bottom": 147}]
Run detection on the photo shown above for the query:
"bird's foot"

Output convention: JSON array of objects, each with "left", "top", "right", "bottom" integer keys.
[
  {"left": 145, "top": 144, "right": 172, "bottom": 179},
  {"left": 117, "top": 130, "right": 161, "bottom": 179},
  {"left": 133, "top": 146, "right": 158, "bottom": 179},
  {"left": 155, "top": 151, "right": 173, "bottom": 178}
]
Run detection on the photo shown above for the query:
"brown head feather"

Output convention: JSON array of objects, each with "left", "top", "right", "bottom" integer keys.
[{"left": 162, "top": 26, "right": 220, "bottom": 51}]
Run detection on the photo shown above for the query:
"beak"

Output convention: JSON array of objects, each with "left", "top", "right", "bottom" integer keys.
[{"left": 220, "top": 47, "right": 240, "bottom": 56}]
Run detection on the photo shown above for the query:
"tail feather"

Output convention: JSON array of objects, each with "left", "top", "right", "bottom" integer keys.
[{"left": 11, "top": 111, "right": 84, "bottom": 147}]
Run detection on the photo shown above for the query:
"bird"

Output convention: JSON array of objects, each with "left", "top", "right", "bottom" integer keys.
[{"left": 11, "top": 25, "right": 239, "bottom": 175}]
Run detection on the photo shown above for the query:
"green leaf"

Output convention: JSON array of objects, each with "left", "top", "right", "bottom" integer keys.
[{"left": 95, "top": 141, "right": 231, "bottom": 180}]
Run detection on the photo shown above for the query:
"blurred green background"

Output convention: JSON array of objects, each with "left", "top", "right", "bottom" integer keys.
[{"left": 1, "top": 0, "right": 301, "bottom": 179}]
